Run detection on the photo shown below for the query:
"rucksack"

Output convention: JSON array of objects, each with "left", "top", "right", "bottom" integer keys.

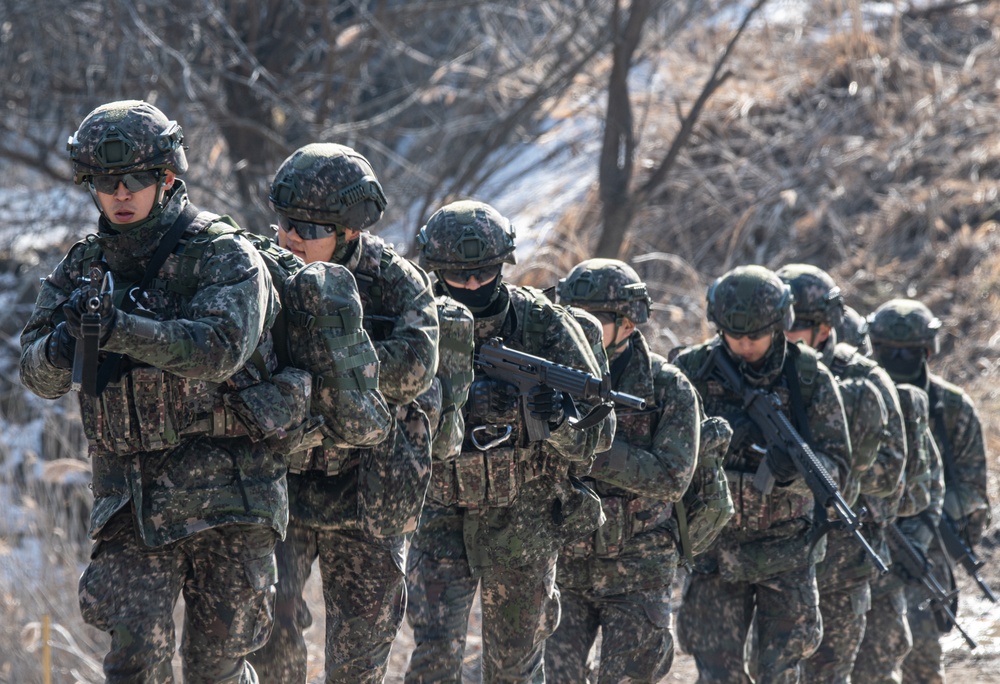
[{"left": 171, "top": 216, "right": 389, "bottom": 470}]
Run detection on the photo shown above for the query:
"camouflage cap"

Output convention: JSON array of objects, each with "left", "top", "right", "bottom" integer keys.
[
  {"left": 417, "top": 200, "right": 517, "bottom": 272},
  {"left": 269, "top": 143, "right": 387, "bottom": 229},
  {"left": 67, "top": 100, "right": 188, "bottom": 184},
  {"left": 557, "top": 258, "right": 651, "bottom": 324},
  {"left": 867, "top": 298, "right": 941, "bottom": 352},
  {"left": 776, "top": 263, "right": 844, "bottom": 328},
  {"left": 707, "top": 265, "right": 794, "bottom": 336}
]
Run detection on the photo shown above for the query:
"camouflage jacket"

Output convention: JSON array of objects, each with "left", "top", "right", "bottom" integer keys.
[
  {"left": 674, "top": 338, "right": 850, "bottom": 551},
  {"left": 925, "top": 372, "right": 991, "bottom": 537},
  {"left": 816, "top": 338, "right": 907, "bottom": 590},
  {"left": 894, "top": 383, "right": 943, "bottom": 521},
  {"left": 287, "top": 232, "right": 439, "bottom": 531},
  {"left": 559, "top": 331, "right": 700, "bottom": 596},
  {"left": 458, "top": 283, "right": 607, "bottom": 574},
  {"left": 20, "top": 183, "right": 286, "bottom": 546}
]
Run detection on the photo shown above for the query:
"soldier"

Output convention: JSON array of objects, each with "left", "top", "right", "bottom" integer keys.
[
  {"left": 20, "top": 100, "right": 284, "bottom": 683},
  {"left": 868, "top": 299, "right": 991, "bottom": 684},
  {"left": 543, "top": 259, "right": 701, "bottom": 683},
  {"left": 247, "top": 143, "right": 440, "bottom": 683},
  {"left": 405, "top": 200, "right": 607, "bottom": 683},
  {"left": 776, "top": 264, "right": 907, "bottom": 684},
  {"left": 673, "top": 265, "right": 851, "bottom": 684}
]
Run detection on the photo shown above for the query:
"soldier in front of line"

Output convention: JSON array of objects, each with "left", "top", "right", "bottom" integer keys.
[
  {"left": 868, "top": 299, "right": 990, "bottom": 684},
  {"left": 405, "top": 200, "right": 608, "bottom": 683},
  {"left": 776, "top": 264, "right": 908, "bottom": 683},
  {"left": 248, "top": 143, "right": 440, "bottom": 683},
  {"left": 543, "top": 259, "right": 701, "bottom": 683},
  {"left": 21, "top": 100, "right": 285, "bottom": 683},
  {"left": 673, "top": 265, "right": 851, "bottom": 684}
]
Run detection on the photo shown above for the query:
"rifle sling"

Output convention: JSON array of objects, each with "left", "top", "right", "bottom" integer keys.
[{"left": 95, "top": 204, "right": 201, "bottom": 395}]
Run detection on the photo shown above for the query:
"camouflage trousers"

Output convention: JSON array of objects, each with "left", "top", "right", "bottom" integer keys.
[
  {"left": 802, "top": 579, "right": 870, "bottom": 684},
  {"left": 405, "top": 502, "right": 560, "bottom": 683},
  {"left": 544, "top": 586, "right": 673, "bottom": 684},
  {"left": 852, "top": 580, "right": 911, "bottom": 684},
  {"left": 248, "top": 519, "right": 406, "bottom": 684},
  {"left": 900, "top": 544, "right": 951, "bottom": 684},
  {"left": 78, "top": 509, "right": 278, "bottom": 684},
  {"left": 676, "top": 562, "right": 821, "bottom": 684}
]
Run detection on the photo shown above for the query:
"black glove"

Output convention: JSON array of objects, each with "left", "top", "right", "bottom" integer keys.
[
  {"left": 45, "top": 322, "right": 77, "bottom": 369},
  {"left": 527, "top": 384, "right": 565, "bottom": 426},
  {"left": 467, "top": 378, "right": 520, "bottom": 424},
  {"left": 64, "top": 287, "right": 118, "bottom": 346},
  {"left": 765, "top": 443, "right": 799, "bottom": 485}
]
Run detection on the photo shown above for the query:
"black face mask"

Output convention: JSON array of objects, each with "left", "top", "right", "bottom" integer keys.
[
  {"left": 875, "top": 345, "right": 926, "bottom": 382},
  {"left": 444, "top": 276, "right": 503, "bottom": 313}
]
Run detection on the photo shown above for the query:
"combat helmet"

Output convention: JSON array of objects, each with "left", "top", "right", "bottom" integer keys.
[
  {"left": 837, "top": 305, "right": 872, "bottom": 357},
  {"left": 417, "top": 200, "right": 516, "bottom": 273},
  {"left": 775, "top": 264, "right": 844, "bottom": 329},
  {"left": 269, "top": 143, "right": 387, "bottom": 231},
  {"left": 867, "top": 299, "right": 941, "bottom": 353},
  {"left": 557, "top": 258, "right": 651, "bottom": 324},
  {"left": 707, "top": 265, "right": 794, "bottom": 337},
  {"left": 67, "top": 100, "right": 188, "bottom": 184}
]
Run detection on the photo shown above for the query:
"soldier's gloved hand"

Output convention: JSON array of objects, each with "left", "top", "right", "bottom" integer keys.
[
  {"left": 467, "top": 378, "right": 520, "bottom": 424},
  {"left": 527, "top": 384, "right": 565, "bottom": 426},
  {"left": 64, "top": 287, "right": 119, "bottom": 346},
  {"left": 45, "top": 322, "right": 77, "bottom": 369},
  {"left": 765, "top": 443, "right": 799, "bottom": 485},
  {"left": 963, "top": 509, "right": 990, "bottom": 546}
]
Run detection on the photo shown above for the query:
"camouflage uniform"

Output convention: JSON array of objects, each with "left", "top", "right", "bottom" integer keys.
[
  {"left": 867, "top": 299, "right": 990, "bottom": 684},
  {"left": 248, "top": 144, "right": 439, "bottom": 684},
  {"left": 853, "top": 382, "right": 940, "bottom": 684},
  {"left": 405, "top": 201, "right": 608, "bottom": 683},
  {"left": 20, "top": 101, "right": 284, "bottom": 683},
  {"left": 542, "top": 259, "right": 700, "bottom": 684},
  {"left": 775, "top": 265, "right": 910, "bottom": 683},
  {"left": 673, "top": 266, "right": 851, "bottom": 684}
]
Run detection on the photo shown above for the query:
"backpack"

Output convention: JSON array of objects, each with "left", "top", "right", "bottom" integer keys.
[{"left": 172, "top": 217, "right": 389, "bottom": 470}]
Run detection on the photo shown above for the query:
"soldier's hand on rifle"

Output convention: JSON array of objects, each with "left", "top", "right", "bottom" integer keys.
[
  {"left": 468, "top": 378, "right": 519, "bottom": 424},
  {"left": 64, "top": 286, "right": 119, "bottom": 346},
  {"left": 45, "top": 322, "right": 77, "bottom": 369},
  {"left": 527, "top": 384, "right": 565, "bottom": 426},
  {"left": 963, "top": 509, "right": 990, "bottom": 546},
  {"left": 765, "top": 443, "right": 799, "bottom": 485}
]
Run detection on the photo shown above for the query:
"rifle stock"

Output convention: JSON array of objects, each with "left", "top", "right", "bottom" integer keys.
[
  {"left": 703, "top": 345, "right": 889, "bottom": 574},
  {"left": 475, "top": 338, "right": 645, "bottom": 442}
]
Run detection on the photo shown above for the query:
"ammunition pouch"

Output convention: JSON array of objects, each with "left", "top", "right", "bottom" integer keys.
[
  {"left": 426, "top": 445, "right": 549, "bottom": 509},
  {"left": 728, "top": 468, "right": 813, "bottom": 532},
  {"left": 564, "top": 494, "right": 672, "bottom": 559}
]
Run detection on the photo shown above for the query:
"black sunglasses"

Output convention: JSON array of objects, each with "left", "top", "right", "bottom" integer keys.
[
  {"left": 437, "top": 265, "right": 501, "bottom": 285},
  {"left": 89, "top": 171, "right": 161, "bottom": 194},
  {"left": 874, "top": 345, "right": 926, "bottom": 363},
  {"left": 276, "top": 215, "right": 341, "bottom": 241}
]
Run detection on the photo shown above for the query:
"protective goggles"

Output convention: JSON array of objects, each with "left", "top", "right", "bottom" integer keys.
[
  {"left": 89, "top": 171, "right": 161, "bottom": 194},
  {"left": 437, "top": 264, "right": 502, "bottom": 285},
  {"left": 276, "top": 215, "right": 341, "bottom": 240},
  {"left": 874, "top": 345, "right": 927, "bottom": 364},
  {"left": 592, "top": 311, "right": 620, "bottom": 326}
]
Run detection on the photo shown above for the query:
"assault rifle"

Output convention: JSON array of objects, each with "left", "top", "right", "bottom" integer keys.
[
  {"left": 940, "top": 511, "right": 997, "bottom": 603},
  {"left": 475, "top": 338, "right": 646, "bottom": 443},
  {"left": 886, "top": 522, "right": 978, "bottom": 649},
  {"left": 70, "top": 266, "right": 113, "bottom": 397},
  {"left": 701, "top": 345, "right": 889, "bottom": 574}
]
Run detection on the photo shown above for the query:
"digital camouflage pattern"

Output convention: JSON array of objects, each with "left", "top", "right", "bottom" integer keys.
[
  {"left": 546, "top": 329, "right": 700, "bottom": 683},
  {"left": 20, "top": 173, "right": 282, "bottom": 682},
  {"left": 557, "top": 258, "right": 652, "bottom": 324},
  {"left": 707, "top": 264, "right": 795, "bottom": 337},
  {"left": 837, "top": 305, "right": 873, "bottom": 357},
  {"left": 673, "top": 328, "right": 851, "bottom": 683},
  {"left": 67, "top": 99, "right": 188, "bottom": 183},
  {"left": 406, "top": 273, "right": 608, "bottom": 682},
  {"left": 775, "top": 263, "right": 845, "bottom": 329},
  {"left": 416, "top": 199, "right": 517, "bottom": 272},
  {"left": 867, "top": 298, "right": 941, "bottom": 352},
  {"left": 851, "top": 583, "right": 912, "bottom": 684},
  {"left": 251, "top": 227, "right": 438, "bottom": 682},
  {"left": 268, "top": 142, "right": 387, "bottom": 231}
]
